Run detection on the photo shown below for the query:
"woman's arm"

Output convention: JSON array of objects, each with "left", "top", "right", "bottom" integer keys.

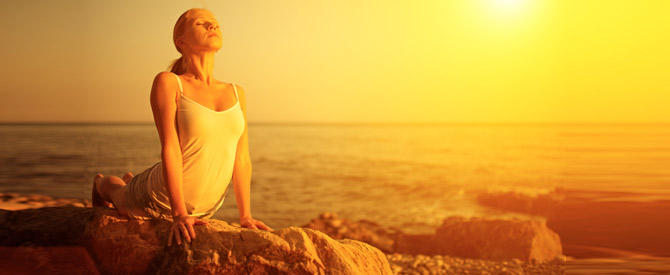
[
  {"left": 150, "top": 72, "right": 188, "bottom": 217},
  {"left": 231, "top": 84, "right": 273, "bottom": 231},
  {"left": 150, "top": 72, "right": 207, "bottom": 245}
]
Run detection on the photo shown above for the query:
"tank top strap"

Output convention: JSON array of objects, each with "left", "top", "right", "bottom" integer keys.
[
  {"left": 173, "top": 73, "right": 184, "bottom": 96},
  {"left": 232, "top": 83, "right": 239, "bottom": 102}
]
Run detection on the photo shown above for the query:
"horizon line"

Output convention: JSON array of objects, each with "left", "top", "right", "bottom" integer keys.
[{"left": 1, "top": 121, "right": 669, "bottom": 126}]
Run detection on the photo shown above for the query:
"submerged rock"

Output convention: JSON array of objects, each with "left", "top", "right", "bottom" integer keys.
[
  {"left": 476, "top": 190, "right": 563, "bottom": 217},
  {"left": 0, "top": 207, "right": 393, "bottom": 274}
]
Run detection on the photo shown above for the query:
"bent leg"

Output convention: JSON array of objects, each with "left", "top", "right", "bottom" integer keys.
[
  {"left": 95, "top": 175, "right": 130, "bottom": 217},
  {"left": 92, "top": 174, "right": 112, "bottom": 208},
  {"left": 109, "top": 186, "right": 130, "bottom": 217}
]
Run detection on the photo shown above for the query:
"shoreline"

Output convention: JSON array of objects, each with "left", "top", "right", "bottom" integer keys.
[
  {"left": 2, "top": 192, "right": 669, "bottom": 274},
  {"left": 0, "top": 192, "right": 90, "bottom": 210}
]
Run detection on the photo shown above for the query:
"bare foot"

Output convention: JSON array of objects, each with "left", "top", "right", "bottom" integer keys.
[
  {"left": 92, "top": 173, "right": 112, "bottom": 208},
  {"left": 122, "top": 172, "right": 134, "bottom": 184}
]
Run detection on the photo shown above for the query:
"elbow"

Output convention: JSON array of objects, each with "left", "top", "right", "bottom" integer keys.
[
  {"left": 234, "top": 158, "right": 252, "bottom": 173},
  {"left": 161, "top": 147, "right": 182, "bottom": 161}
]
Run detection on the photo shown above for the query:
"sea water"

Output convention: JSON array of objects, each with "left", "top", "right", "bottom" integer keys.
[{"left": 1, "top": 123, "right": 668, "bottom": 233}]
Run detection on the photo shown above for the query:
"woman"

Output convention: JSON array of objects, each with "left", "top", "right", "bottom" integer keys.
[{"left": 91, "top": 8, "right": 273, "bottom": 247}]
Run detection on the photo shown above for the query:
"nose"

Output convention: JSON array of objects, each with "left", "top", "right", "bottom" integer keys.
[{"left": 207, "top": 23, "right": 218, "bottom": 30}]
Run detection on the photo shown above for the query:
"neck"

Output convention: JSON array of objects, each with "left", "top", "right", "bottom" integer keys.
[{"left": 183, "top": 51, "right": 217, "bottom": 86}]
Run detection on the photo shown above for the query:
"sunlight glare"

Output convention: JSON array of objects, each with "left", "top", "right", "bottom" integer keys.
[
  {"left": 480, "top": 0, "right": 535, "bottom": 32},
  {"left": 491, "top": 0, "right": 527, "bottom": 13}
]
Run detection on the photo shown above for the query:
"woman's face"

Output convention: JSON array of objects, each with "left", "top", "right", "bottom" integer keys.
[{"left": 178, "top": 9, "right": 222, "bottom": 53}]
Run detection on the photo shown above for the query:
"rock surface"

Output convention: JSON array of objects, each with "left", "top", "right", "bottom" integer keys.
[
  {"left": 301, "top": 211, "right": 400, "bottom": 253},
  {"left": 0, "top": 206, "right": 393, "bottom": 275},
  {"left": 385, "top": 253, "right": 566, "bottom": 275},
  {"left": 476, "top": 189, "right": 670, "bottom": 258},
  {"left": 301, "top": 211, "right": 564, "bottom": 263},
  {"left": 0, "top": 247, "right": 100, "bottom": 275},
  {"left": 394, "top": 216, "right": 563, "bottom": 262}
]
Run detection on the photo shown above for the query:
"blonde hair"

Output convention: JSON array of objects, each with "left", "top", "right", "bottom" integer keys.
[{"left": 168, "top": 8, "right": 203, "bottom": 75}]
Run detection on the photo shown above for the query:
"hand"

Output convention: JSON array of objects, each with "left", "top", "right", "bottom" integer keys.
[
  {"left": 240, "top": 216, "right": 274, "bottom": 231},
  {"left": 168, "top": 214, "right": 209, "bottom": 246}
]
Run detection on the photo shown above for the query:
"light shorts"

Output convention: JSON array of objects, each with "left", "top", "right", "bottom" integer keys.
[{"left": 123, "top": 162, "right": 215, "bottom": 220}]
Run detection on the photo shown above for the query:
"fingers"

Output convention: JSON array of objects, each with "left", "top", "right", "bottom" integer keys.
[
  {"left": 240, "top": 218, "right": 273, "bottom": 231},
  {"left": 168, "top": 227, "right": 173, "bottom": 246},
  {"left": 186, "top": 223, "right": 196, "bottom": 240},
  {"left": 167, "top": 217, "right": 210, "bottom": 247},
  {"left": 174, "top": 227, "right": 182, "bottom": 245},
  {"left": 180, "top": 223, "right": 191, "bottom": 243},
  {"left": 241, "top": 222, "right": 257, "bottom": 229},
  {"left": 259, "top": 223, "right": 274, "bottom": 231},
  {"left": 256, "top": 221, "right": 273, "bottom": 231}
]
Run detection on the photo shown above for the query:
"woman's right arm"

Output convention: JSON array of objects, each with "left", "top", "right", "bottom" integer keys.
[
  {"left": 150, "top": 72, "right": 207, "bottom": 246},
  {"left": 150, "top": 72, "right": 188, "bottom": 218}
]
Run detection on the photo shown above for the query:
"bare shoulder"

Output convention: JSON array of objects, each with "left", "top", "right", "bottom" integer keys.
[
  {"left": 151, "top": 71, "right": 179, "bottom": 102},
  {"left": 153, "top": 71, "right": 177, "bottom": 88},
  {"left": 232, "top": 83, "right": 246, "bottom": 99}
]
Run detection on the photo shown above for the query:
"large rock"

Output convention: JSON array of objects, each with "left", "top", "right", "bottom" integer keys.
[
  {"left": 0, "top": 206, "right": 93, "bottom": 246},
  {"left": 0, "top": 206, "right": 392, "bottom": 274},
  {"left": 394, "top": 216, "right": 563, "bottom": 262},
  {"left": 0, "top": 247, "right": 100, "bottom": 274},
  {"left": 476, "top": 189, "right": 670, "bottom": 257}
]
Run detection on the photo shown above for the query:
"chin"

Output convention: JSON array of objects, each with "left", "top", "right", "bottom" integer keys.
[
  {"left": 209, "top": 42, "right": 222, "bottom": 50},
  {"left": 202, "top": 45, "right": 222, "bottom": 52}
]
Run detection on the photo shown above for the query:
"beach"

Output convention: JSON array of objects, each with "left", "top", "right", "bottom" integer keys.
[{"left": 3, "top": 191, "right": 670, "bottom": 274}]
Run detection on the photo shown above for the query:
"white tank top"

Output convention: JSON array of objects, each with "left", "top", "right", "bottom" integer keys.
[{"left": 144, "top": 72, "right": 245, "bottom": 217}]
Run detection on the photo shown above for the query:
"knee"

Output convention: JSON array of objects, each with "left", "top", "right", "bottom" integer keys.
[
  {"left": 98, "top": 176, "right": 125, "bottom": 198},
  {"left": 101, "top": 176, "right": 126, "bottom": 188}
]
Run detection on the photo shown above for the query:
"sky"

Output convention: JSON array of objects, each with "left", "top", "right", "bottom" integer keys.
[{"left": 0, "top": 0, "right": 668, "bottom": 123}]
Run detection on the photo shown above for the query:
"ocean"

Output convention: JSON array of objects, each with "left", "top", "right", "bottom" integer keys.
[{"left": 1, "top": 123, "right": 668, "bottom": 234}]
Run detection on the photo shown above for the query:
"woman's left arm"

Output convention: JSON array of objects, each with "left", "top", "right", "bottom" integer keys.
[{"left": 231, "top": 84, "right": 273, "bottom": 231}]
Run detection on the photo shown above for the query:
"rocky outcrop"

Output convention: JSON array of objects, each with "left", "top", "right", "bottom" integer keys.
[
  {"left": 0, "top": 206, "right": 93, "bottom": 246},
  {"left": 301, "top": 212, "right": 401, "bottom": 253},
  {"left": 0, "top": 206, "right": 393, "bottom": 275},
  {"left": 394, "top": 217, "right": 563, "bottom": 262},
  {"left": 0, "top": 246, "right": 100, "bottom": 275},
  {"left": 301, "top": 212, "right": 563, "bottom": 263},
  {"left": 476, "top": 189, "right": 670, "bottom": 258},
  {"left": 385, "top": 253, "right": 566, "bottom": 275}
]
